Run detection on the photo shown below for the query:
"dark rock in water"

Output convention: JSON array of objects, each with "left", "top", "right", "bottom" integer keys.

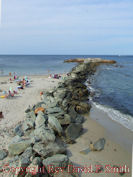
[
  {"left": 0, "top": 149, "right": 8, "bottom": 160},
  {"left": 34, "top": 125, "right": 55, "bottom": 144},
  {"left": 93, "top": 138, "right": 106, "bottom": 151},
  {"left": 33, "top": 142, "right": 66, "bottom": 158},
  {"left": 65, "top": 123, "right": 82, "bottom": 141},
  {"left": 48, "top": 115, "right": 62, "bottom": 135},
  {"left": 42, "top": 154, "right": 69, "bottom": 171},
  {"left": 14, "top": 124, "right": 24, "bottom": 137}
]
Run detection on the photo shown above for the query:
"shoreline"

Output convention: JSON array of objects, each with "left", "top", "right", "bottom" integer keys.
[
  {"left": 0, "top": 60, "right": 132, "bottom": 177},
  {"left": 90, "top": 103, "right": 133, "bottom": 152}
]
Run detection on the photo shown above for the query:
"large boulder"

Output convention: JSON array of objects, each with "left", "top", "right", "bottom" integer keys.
[
  {"left": 65, "top": 123, "right": 82, "bottom": 142},
  {"left": 58, "top": 114, "right": 71, "bottom": 125},
  {"left": 46, "top": 107, "right": 64, "bottom": 114},
  {"left": 23, "top": 119, "right": 35, "bottom": 132},
  {"left": 0, "top": 149, "right": 8, "bottom": 160},
  {"left": 35, "top": 111, "right": 47, "bottom": 128},
  {"left": 19, "top": 147, "right": 33, "bottom": 167},
  {"left": 8, "top": 140, "right": 31, "bottom": 156},
  {"left": 42, "top": 154, "right": 69, "bottom": 172},
  {"left": 34, "top": 126, "right": 55, "bottom": 144},
  {"left": 33, "top": 142, "right": 66, "bottom": 158},
  {"left": 48, "top": 115, "right": 62, "bottom": 135}
]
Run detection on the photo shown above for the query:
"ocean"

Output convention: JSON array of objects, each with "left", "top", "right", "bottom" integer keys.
[{"left": 0, "top": 55, "right": 133, "bottom": 131}]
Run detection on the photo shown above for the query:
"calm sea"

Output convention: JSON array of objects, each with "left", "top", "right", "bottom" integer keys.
[{"left": 0, "top": 55, "right": 133, "bottom": 130}]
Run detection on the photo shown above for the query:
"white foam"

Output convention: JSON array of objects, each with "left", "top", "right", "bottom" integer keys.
[{"left": 92, "top": 101, "right": 133, "bottom": 132}]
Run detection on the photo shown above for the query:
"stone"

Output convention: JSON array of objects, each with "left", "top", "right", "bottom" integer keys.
[
  {"left": 26, "top": 111, "right": 36, "bottom": 120},
  {"left": 65, "top": 123, "right": 82, "bottom": 141},
  {"left": 34, "top": 126, "right": 55, "bottom": 144},
  {"left": 42, "top": 154, "right": 69, "bottom": 171},
  {"left": 19, "top": 147, "right": 33, "bottom": 166},
  {"left": 47, "top": 107, "right": 63, "bottom": 114},
  {"left": 58, "top": 114, "right": 71, "bottom": 125},
  {"left": 14, "top": 124, "right": 24, "bottom": 137},
  {"left": 75, "top": 102, "right": 91, "bottom": 114},
  {"left": 8, "top": 140, "right": 31, "bottom": 156},
  {"left": 25, "top": 108, "right": 31, "bottom": 113},
  {"left": 0, "top": 149, "right": 8, "bottom": 160},
  {"left": 23, "top": 119, "right": 35, "bottom": 132},
  {"left": 53, "top": 89, "right": 67, "bottom": 99},
  {"left": 68, "top": 107, "right": 77, "bottom": 119},
  {"left": 33, "top": 142, "right": 66, "bottom": 158},
  {"left": 72, "top": 115, "right": 84, "bottom": 124},
  {"left": 11, "top": 135, "right": 23, "bottom": 143},
  {"left": 35, "top": 112, "right": 47, "bottom": 128},
  {"left": 93, "top": 138, "right": 106, "bottom": 151},
  {"left": 48, "top": 115, "right": 62, "bottom": 135},
  {"left": 32, "top": 157, "right": 42, "bottom": 165}
]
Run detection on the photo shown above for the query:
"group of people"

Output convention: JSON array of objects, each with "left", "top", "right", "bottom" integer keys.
[{"left": 0, "top": 74, "right": 30, "bottom": 99}]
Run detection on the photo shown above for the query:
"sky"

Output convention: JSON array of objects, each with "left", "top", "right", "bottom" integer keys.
[{"left": 0, "top": 0, "right": 133, "bottom": 55}]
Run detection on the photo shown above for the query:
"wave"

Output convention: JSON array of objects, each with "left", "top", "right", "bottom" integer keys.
[{"left": 92, "top": 101, "right": 133, "bottom": 132}]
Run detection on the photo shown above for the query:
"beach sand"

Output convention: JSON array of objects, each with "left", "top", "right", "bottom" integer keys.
[{"left": 0, "top": 75, "right": 131, "bottom": 177}]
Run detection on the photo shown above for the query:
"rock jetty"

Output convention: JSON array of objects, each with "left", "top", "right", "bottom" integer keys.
[{"left": 0, "top": 58, "right": 116, "bottom": 177}]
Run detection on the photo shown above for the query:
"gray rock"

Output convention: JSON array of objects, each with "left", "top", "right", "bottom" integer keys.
[
  {"left": 68, "top": 107, "right": 77, "bottom": 119},
  {"left": 47, "top": 107, "right": 63, "bottom": 114},
  {"left": 33, "top": 142, "right": 66, "bottom": 158},
  {"left": 34, "top": 126, "right": 55, "bottom": 144},
  {"left": 25, "top": 108, "right": 31, "bottom": 113},
  {"left": 32, "top": 157, "right": 42, "bottom": 165},
  {"left": 23, "top": 119, "right": 35, "bottom": 132},
  {"left": 42, "top": 154, "right": 68, "bottom": 171},
  {"left": 58, "top": 114, "right": 71, "bottom": 125},
  {"left": 11, "top": 135, "right": 23, "bottom": 143},
  {"left": 8, "top": 140, "right": 31, "bottom": 156},
  {"left": 26, "top": 111, "right": 36, "bottom": 120},
  {"left": 35, "top": 112, "right": 47, "bottom": 128},
  {"left": 14, "top": 124, "right": 24, "bottom": 137},
  {"left": 65, "top": 123, "right": 82, "bottom": 141},
  {"left": 93, "top": 138, "right": 106, "bottom": 151},
  {"left": 20, "top": 147, "right": 33, "bottom": 166},
  {"left": 48, "top": 115, "right": 62, "bottom": 135},
  {"left": 53, "top": 89, "right": 67, "bottom": 99},
  {"left": 72, "top": 115, "right": 84, "bottom": 124},
  {"left": 0, "top": 149, "right": 8, "bottom": 160}
]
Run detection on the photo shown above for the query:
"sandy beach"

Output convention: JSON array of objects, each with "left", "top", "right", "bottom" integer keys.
[{"left": 0, "top": 74, "right": 131, "bottom": 177}]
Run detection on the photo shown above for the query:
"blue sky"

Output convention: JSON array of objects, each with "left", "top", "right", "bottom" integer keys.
[{"left": 0, "top": 0, "right": 133, "bottom": 55}]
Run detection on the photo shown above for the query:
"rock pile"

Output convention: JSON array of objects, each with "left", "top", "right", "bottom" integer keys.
[{"left": 0, "top": 60, "right": 114, "bottom": 177}]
